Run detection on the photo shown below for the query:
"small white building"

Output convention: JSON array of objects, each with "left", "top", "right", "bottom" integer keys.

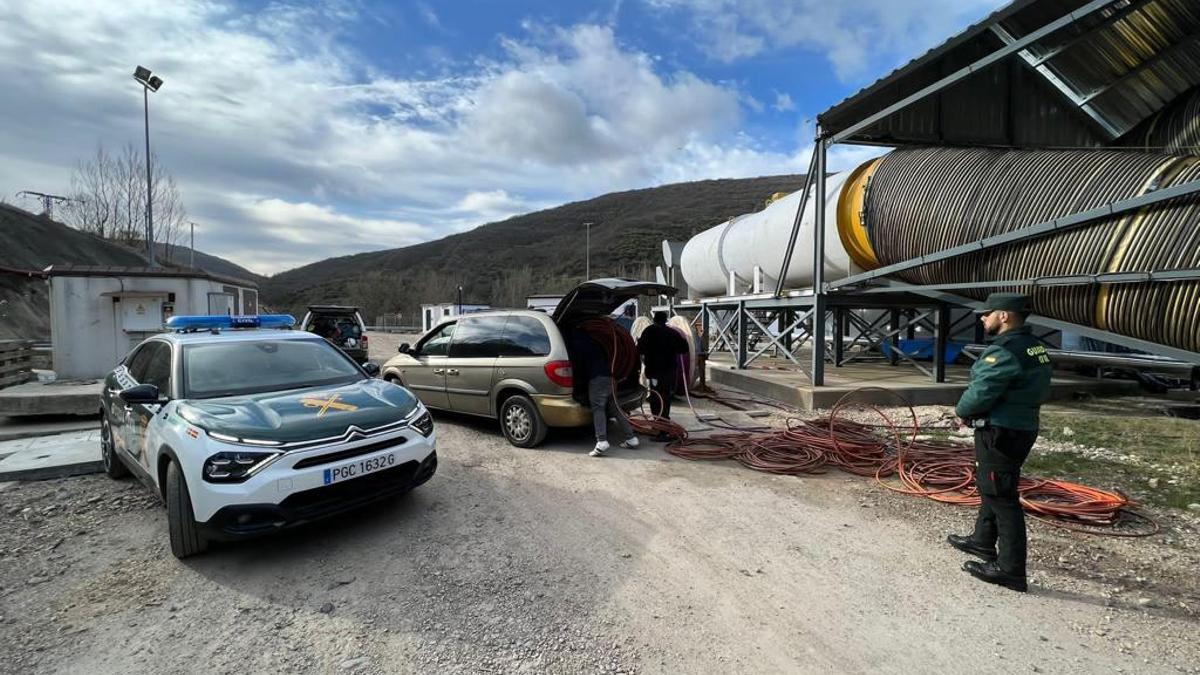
[
  {"left": 525, "top": 294, "right": 563, "bottom": 313},
  {"left": 420, "top": 302, "right": 491, "bottom": 333},
  {"left": 46, "top": 265, "right": 259, "bottom": 379}
]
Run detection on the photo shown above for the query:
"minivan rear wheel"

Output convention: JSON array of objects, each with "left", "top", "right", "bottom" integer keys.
[{"left": 499, "top": 394, "right": 547, "bottom": 448}]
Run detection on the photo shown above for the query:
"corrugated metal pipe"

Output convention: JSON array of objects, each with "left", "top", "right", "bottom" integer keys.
[{"left": 843, "top": 147, "right": 1200, "bottom": 353}]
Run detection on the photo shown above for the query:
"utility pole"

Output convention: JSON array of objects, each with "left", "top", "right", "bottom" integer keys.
[
  {"left": 456, "top": 286, "right": 463, "bottom": 316},
  {"left": 189, "top": 221, "right": 196, "bottom": 267},
  {"left": 15, "top": 191, "right": 74, "bottom": 220},
  {"left": 583, "top": 221, "right": 593, "bottom": 280}
]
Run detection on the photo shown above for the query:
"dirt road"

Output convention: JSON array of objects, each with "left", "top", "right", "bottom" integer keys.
[{"left": 1, "top": 409, "right": 1197, "bottom": 673}]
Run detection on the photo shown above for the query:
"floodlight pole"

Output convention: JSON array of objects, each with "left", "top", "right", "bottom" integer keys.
[{"left": 142, "top": 83, "right": 155, "bottom": 267}]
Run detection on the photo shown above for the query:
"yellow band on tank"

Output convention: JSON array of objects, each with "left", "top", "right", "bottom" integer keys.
[{"left": 837, "top": 157, "right": 883, "bottom": 270}]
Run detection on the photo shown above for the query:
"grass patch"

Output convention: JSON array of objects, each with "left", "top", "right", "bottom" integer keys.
[
  {"left": 1039, "top": 411, "right": 1200, "bottom": 465},
  {"left": 1031, "top": 411, "right": 1200, "bottom": 510}
]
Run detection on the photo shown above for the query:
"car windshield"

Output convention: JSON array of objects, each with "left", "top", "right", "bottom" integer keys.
[{"left": 182, "top": 338, "right": 363, "bottom": 399}]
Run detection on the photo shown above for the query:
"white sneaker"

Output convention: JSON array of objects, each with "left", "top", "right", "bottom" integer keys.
[
  {"left": 620, "top": 436, "right": 640, "bottom": 449},
  {"left": 590, "top": 441, "right": 610, "bottom": 457}
]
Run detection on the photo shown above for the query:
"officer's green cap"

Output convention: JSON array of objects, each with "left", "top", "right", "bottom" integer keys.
[{"left": 976, "top": 292, "right": 1031, "bottom": 314}]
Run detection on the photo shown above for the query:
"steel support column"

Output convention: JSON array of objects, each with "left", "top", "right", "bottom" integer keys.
[
  {"left": 888, "top": 310, "right": 901, "bottom": 366},
  {"left": 810, "top": 136, "right": 827, "bottom": 386},
  {"left": 736, "top": 300, "right": 748, "bottom": 370},
  {"left": 833, "top": 307, "right": 845, "bottom": 366},
  {"left": 934, "top": 304, "right": 950, "bottom": 383}
]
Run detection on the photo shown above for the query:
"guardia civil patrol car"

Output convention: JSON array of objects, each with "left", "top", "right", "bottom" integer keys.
[{"left": 100, "top": 314, "right": 437, "bottom": 558}]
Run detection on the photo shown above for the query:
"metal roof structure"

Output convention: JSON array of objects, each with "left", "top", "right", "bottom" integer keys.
[
  {"left": 43, "top": 265, "right": 259, "bottom": 289},
  {"left": 819, "top": 0, "right": 1200, "bottom": 148}
]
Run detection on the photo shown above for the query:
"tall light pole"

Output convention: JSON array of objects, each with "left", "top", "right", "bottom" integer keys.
[
  {"left": 456, "top": 285, "right": 463, "bottom": 316},
  {"left": 583, "top": 221, "right": 593, "bottom": 280},
  {"left": 133, "top": 65, "right": 163, "bottom": 267}
]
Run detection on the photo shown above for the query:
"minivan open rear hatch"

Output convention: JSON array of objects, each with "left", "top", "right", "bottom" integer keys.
[{"left": 552, "top": 278, "right": 677, "bottom": 326}]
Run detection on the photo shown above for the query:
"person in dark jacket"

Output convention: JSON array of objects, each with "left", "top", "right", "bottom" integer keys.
[
  {"left": 637, "top": 311, "right": 689, "bottom": 441},
  {"left": 948, "top": 292, "right": 1052, "bottom": 593},
  {"left": 567, "top": 327, "right": 638, "bottom": 457}
]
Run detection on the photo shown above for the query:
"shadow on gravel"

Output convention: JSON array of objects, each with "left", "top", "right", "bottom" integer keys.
[
  {"left": 180, "top": 454, "right": 651, "bottom": 669},
  {"left": 427, "top": 407, "right": 685, "bottom": 463}
]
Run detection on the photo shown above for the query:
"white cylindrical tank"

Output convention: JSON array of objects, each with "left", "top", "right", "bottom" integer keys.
[{"left": 679, "top": 171, "right": 858, "bottom": 297}]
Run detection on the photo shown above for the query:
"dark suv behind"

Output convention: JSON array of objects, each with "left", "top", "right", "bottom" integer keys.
[{"left": 301, "top": 305, "right": 369, "bottom": 364}]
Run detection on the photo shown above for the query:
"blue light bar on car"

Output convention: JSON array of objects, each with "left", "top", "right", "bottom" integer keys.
[{"left": 166, "top": 314, "right": 296, "bottom": 331}]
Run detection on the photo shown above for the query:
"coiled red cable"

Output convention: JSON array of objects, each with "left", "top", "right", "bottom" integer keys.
[{"left": 663, "top": 387, "right": 1158, "bottom": 537}]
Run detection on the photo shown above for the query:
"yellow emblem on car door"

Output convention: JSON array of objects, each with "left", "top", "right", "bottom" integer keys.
[{"left": 301, "top": 394, "right": 359, "bottom": 416}]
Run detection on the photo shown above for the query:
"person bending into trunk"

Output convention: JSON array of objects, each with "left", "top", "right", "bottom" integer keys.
[
  {"left": 637, "top": 311, "right": 689, "bottom": 441},
  {"left": 568, "top": 327, "right": 638, "bottom": 457}
]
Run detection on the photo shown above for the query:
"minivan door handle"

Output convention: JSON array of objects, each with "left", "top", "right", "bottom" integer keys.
[
  {"left": 432, "top": 368, "right": 444, "bottom": 375},
  {"left": 446, "top": 369, "right": 460, "bottom": 376}
]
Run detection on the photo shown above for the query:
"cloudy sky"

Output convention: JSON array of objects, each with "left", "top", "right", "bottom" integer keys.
[{"left": 0, "top": 0, "right": 1006, "bottom": 275}]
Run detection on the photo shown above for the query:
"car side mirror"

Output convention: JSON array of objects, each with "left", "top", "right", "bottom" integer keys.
[
  {"left": 362, "top": 362, "right": 381, "bottom": 377},
  {"left": 399, "top": 343, "right": 411, "bottom": 354},
  {"left": 119, "top": 383, "right": 167, "bottom": 405}
]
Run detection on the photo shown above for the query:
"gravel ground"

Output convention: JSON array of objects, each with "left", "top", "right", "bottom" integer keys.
[
  {"left": 366, "top": 331, "right": 424, "bottom": 366},
  {"left": 1, "top": 396, "right": 1198, "bottom": 673}
]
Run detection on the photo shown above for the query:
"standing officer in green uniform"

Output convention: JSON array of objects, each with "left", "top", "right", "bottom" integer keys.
[{"left": 948, "top": 293, "right": 1052, "bottom": 592}]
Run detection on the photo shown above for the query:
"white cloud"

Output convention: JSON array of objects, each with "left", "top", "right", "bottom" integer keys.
[
  {"left": 0, "top": 1, "right": 872, "bottom": 275},
  {"left": 773, "top": 91, "right": 795, "bottom": 112},
  {"left": 645, "top": 0, "right": 1008, "bottom": 81}
]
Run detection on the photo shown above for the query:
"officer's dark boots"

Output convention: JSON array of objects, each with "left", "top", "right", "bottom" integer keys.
[
  {"left": 946, "top": 534, "right": 997, "bottom": 561},
  {"left": 963, "top": 560, "right": 1028, "bottom": 592}
]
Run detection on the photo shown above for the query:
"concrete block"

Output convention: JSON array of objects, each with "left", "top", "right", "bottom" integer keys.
[
  {"left": 0, "top": 430, "right": 103, "bottom": 481},
  {"left": 0, "top": 381, "right": 103, "bottom": 417}
]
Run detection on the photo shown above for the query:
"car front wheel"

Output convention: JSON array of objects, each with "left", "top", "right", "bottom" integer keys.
[
  {"left": 499, "top": 394, "right": 547, "bottom": 448},
  {"left": 100, "top": 414, "right": 129, "bottom": 479},
  {"left": 165, "top": 460, "right": 208, "bottom": 559}
]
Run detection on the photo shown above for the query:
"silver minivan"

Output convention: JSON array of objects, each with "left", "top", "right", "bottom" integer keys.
[{"left": 380, "top": 279, "right": 673, "bottom": 447}]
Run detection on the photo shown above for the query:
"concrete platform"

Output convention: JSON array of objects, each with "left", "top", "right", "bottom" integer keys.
[
  {"left": 0, "top": 414, "right": 100, "bottom": 441},
  {"left": 0, "top": 430, "right": 103, "bottom": 481},
  {"left": 706, "top": 352, "right": 1141, "bottom": 410},
  {"left": 0, "top": 380, "right": 103, "bottom": 416}
]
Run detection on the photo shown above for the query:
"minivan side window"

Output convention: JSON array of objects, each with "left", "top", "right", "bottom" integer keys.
[
  {"left": 449, "top": 316, "right": 509, "bottom": 358},
  {"left": 419, "top": 322, "right": 455, "bottom": 357},
  {"left": 499, "top": 316, "right": 551, "bottom": 357}
]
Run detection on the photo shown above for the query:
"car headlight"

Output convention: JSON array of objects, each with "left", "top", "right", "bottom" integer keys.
[
  {"left": 410, "top": 409, "right": 434, "bottom": 437},
  {"left": 203, "top": 451, "right": 280, "bottom": 483}
]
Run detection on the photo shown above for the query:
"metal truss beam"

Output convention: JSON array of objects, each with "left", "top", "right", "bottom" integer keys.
[
  {"left": 885, "top": 281, "right": 1200, "bottom": 365},
  {"left": 1029, "top": 0, "right": 1156, "bottom": 66},
  {"left": 991, "top": 24, "right": 1120, "bottom": 139},
  {"left": 828, "top": 0, "right": 1118, "bottom": 144},
  {"left": 828, "top": 178, "right": 1200, "bottom": 291},
  {"left": 775, "top": 147, "right": 820, "bottom": 297},
  {"left": 854, "top": 267, "right": 1200, "bottom": 294},
  {"left": 841, "top": 309, "right": 937, "bottom": 378},
  {"left": 744, "top": 309, "right": 814, "bottom": 368}
]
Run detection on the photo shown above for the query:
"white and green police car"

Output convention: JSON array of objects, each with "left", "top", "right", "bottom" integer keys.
[{"left": 100, "top": 314, "right": 437, "bottom": 558}]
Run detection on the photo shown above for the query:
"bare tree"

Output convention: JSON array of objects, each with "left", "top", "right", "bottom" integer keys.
[{"left": 63, "top": 143, "right": 188, "bottom": 261}]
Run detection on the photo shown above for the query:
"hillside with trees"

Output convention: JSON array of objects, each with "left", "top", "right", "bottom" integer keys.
[{"left": 262, "top": 174, "right": 805, "bottom": 324}]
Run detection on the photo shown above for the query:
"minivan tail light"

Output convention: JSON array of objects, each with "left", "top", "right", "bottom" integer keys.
[
  {"left": 360, "top": 334, "right": 369, "bottom": 348},
  {"left": 544, "top": 360, "right": 573, "bottom": 388}
]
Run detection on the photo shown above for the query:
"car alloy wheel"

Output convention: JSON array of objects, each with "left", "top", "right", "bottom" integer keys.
[
  {"left": 504, "top": 403, "right": 532, "bottom": 443},
  {"left": 100, "top": 416, "right": 129, "bottom": 479},
  {"left": 101, "top": 418, "right": 113, "bottom": 469}
]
